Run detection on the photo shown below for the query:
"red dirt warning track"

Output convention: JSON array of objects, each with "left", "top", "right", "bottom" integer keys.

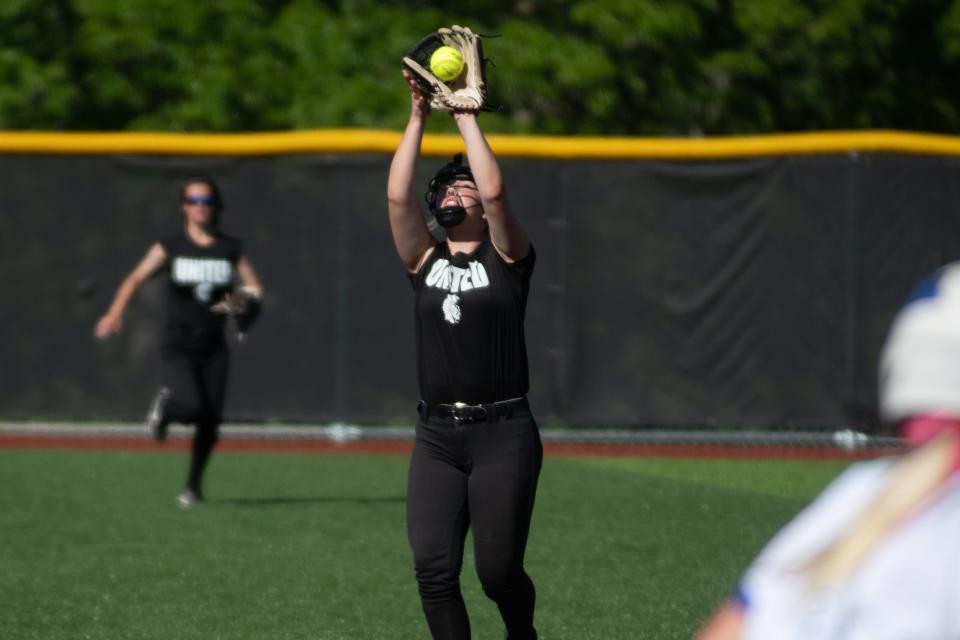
[{"left": 0, "top": 434, "right": 891, "bottom": 460}]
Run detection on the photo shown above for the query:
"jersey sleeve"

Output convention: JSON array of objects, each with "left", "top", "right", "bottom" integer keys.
[
  {"left": 158, "top": 234, "right": 177, "bottom": 255},
  {"left": 219, "top": 233, "right": 243, "bottom": 263},
  {"left": 407, "top": 243, "right": 441, "bottom": 291},
  {"left": 497, "top": 243, "right": 536, "bottom": 281}
]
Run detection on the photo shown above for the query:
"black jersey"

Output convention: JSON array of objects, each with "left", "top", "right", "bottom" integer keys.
[
  {"left": 159, "top": 231, "right": 242, "bottom": 338},
  {"left": 410, "top": 233, "right": 536, "bottom": 404}
]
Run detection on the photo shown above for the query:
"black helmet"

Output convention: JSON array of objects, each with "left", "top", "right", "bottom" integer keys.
[{"left": 425, "top": 153, "right": 476, "bottom": 228}]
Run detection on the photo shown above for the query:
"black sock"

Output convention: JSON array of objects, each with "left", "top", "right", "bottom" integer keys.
[
  {"left": 488, "top": 572, "right": 536, "bottom": 640},
  {"left": 186, "top": 427, "right": 217, "bottom": 494},
  {"left": 422, "top": 596, "right": 471, "bottom": 640}
]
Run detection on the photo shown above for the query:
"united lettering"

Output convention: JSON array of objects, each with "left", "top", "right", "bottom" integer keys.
[
  {"left": 425, "top": 259, "right": 490, "bottom": 294},
  {"left": 172, "top": 257, "right": 233, "bottom": 286}
]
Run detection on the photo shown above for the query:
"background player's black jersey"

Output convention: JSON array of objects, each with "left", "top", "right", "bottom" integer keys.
[
  {"left": 410, "top": 233, "right": 536, "bottom": 404},
  {"left": 159, "top": 231, "right": 242, "bottom": 339}
]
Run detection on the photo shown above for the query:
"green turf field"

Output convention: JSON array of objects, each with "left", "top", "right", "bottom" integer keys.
[{"left": 0, "top": 449, "right": 849, "bottom": 639}]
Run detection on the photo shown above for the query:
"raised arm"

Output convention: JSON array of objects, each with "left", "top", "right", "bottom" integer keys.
[
  {"left": 387, "top": 71, "right": 436, "bottom": 272},
  {"left": 454, "top": 112, "right": 529, "bottom": 262},
  {"left": 94, "top": 243, "right": 167, "bottom": 339}
]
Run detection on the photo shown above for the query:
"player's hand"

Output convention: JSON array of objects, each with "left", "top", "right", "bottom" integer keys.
[
  {"left": 403, "top": 69, "right": 431, "bottom": 119},
  {"left": 94, "top": 313, "right": 122, "bottom": 340}
]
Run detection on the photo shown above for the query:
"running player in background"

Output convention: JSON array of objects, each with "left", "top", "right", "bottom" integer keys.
[
  {"left": 386, "top": 70, "right": 542, "bottom": 640},
  {"left": 696, "top": 262, "right": 960, "bottom": 640},
  {"left": 94, "top": 177, "right": 263, "bottom": 508}
]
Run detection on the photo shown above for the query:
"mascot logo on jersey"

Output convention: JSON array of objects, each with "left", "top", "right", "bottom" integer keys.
[
  {"left": 426, "top": 258, "right": 490, "bottom": 326},
  {"left": 194, "top": 282, "right": 214, "bottom": 303},
  {"left": 442, "top": 294, "right": 462, "bottom": 325}
]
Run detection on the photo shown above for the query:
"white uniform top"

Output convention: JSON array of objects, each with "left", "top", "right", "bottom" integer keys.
[{"left": 738, "top": 459, "right": 960, "bottom": 640}]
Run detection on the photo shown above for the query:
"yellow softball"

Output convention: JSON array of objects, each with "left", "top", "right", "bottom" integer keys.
[{"left": 429, "top": 46, "right": 464, "bottom": 82}]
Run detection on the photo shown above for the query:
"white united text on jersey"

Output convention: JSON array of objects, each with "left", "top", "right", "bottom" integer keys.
[
  {"left": 425, "top": 259, "right": 490, "bottom": 294},
  {"left": 172, "top": 257, "right": 233, "bottom": 302}
]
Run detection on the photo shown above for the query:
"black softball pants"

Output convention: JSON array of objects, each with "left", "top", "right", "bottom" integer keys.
[
  {"left": 406, "top": 405, "right": 543, "bottom": 640},
  {"left": 160, "top": 339, "right": 229, "bottom": 494}
]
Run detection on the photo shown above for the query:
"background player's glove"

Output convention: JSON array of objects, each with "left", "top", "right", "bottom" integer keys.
[
  {"left": 211, "top": 286, "right": 262, "bottom": 341},
  {"left": 402, "top": 25, "right": 488, "bottom": 112}
]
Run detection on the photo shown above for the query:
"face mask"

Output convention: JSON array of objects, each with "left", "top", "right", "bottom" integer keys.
[
  {"left": 426, "top": 153, "right": 477, "bottom": 229},
  {"left": 432, "top": 205, "right": 467, "bottom": 228}
]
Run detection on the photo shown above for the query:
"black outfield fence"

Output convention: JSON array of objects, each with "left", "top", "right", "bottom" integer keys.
[{"left": 2, "top": 130, "right": 959, "bottom": 429}]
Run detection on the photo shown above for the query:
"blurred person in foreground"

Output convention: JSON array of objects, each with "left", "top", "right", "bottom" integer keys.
[
  {"left": 94, "top": 177, "right": 263, "bottom": 508},
  {"left": 696, "top": 263, "right": 960, "bottom": 639},
  {"left": 386, "top": 69, "right": 541, "bottom": 640}
]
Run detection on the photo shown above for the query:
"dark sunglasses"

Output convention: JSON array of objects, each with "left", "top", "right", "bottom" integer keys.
[{"left": 183, "top": 195, "right": 216, "bottom": 206}]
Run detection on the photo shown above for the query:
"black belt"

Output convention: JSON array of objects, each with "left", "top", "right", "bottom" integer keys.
[{"left": 418, "top": 397, "right": 529, "bottom": 425}]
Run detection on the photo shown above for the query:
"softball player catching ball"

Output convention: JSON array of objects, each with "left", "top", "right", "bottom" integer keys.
[
  {"left": 697, "top": 263, "right": 960, "bottom": 640},
  {"left": 95, "top": 177, "right": 263, "bottom": 508},
  {"left": 386, "top": 69, "right": 541, "bottom": 640}
]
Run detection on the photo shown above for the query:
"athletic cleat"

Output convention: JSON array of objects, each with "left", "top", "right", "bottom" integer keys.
[
  {"left": 146, "top": 387, "right": 171, "bottom": 442},
  {"left": 177, "top": 488, "right": 206, "bottom": 509}
]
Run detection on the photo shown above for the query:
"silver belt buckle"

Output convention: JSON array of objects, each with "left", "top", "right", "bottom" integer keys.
[{"left": 451, "top": 401, "right": 486, "bottom": 424}]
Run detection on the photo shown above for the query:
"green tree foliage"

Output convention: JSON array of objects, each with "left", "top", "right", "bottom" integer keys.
[
  {"left": 2, "top": 0, "right": 960, "bottom": 134},
  {"left": 0, "top": 0, "right": 79, "bottom": 128}
]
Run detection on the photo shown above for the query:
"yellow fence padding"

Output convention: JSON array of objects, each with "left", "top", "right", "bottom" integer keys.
[{"left": 2, "top": 129, "right": 960, "bottom": 159}]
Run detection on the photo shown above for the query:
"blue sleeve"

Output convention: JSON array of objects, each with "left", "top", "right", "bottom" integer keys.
[{"left": 732, "top": 582, "right": 751, "bottom": 610}]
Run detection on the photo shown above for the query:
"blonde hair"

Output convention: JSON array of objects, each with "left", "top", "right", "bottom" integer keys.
[{"left": 804, "top": 429, "right": 958, "bottom": 590}]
